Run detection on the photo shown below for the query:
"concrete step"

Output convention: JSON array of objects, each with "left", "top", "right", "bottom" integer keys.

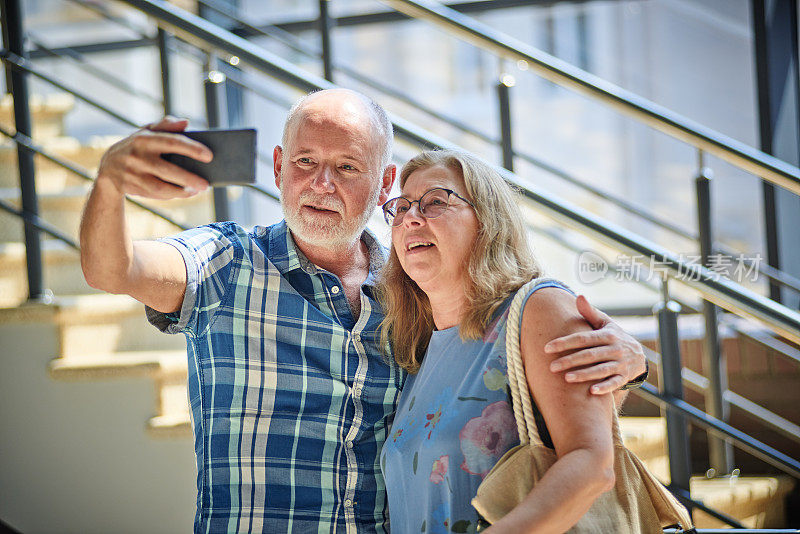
[
  {"left": 0, "top": 293, "right": 186, "bottom": 357},
  {"left": 618, "top": 415, "right": 795, "bottom": 527},
  {"left": 49, "top": 349, "right": 185, "bottom": 381},
  {"left": 691, "top": 475, "right": 795, "bottom": 528},
  {"left": 0, "top": 93, "right": 75, "bottom": 141},
  {"left": 619, "top": 416, "right": 670, "bottom": 480},
  {"left": 0, "top": 135, "right": 116, "bottom": 192},
  {"left": 147, "top": 412, "right": 192, "bottom": 439},
  {"left": 0, "top": 185, "right": 214, "bottom": 243},
  {"left": 49, "top": 349, "right": 190, "bottom": 437},
  {"left": 0, "top": 240, "right": 100, "bottom": 308}
]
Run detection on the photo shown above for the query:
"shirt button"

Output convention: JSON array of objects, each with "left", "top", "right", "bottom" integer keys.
[
  {"left": 331, "top": 285, "right": 340, "bottom": 294},
  {"left": 344, "top": 499, "right": 353, "bottom": 508},
  {"left": 353, "top": 333, "right": 361, "bottom": 343},
  {"left": 346, "top": 441, "right": 354, "bottom": 449},
  {"left": 353, "top": 386, "right": 362, "bottom": 396}
]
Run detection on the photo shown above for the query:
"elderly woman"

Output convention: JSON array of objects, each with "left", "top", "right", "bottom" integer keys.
[{"left": 378, "top": 150, "right": 618, "bottom": 533}]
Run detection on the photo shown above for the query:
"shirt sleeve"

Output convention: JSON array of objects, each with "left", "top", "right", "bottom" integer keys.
[{"left": 145, "top": 222, "right": 242, "bottom": 337}]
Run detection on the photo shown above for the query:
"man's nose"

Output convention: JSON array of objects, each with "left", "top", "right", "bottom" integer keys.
[{"left": 310, "top": 165, "right": 335, "bottom": 193}]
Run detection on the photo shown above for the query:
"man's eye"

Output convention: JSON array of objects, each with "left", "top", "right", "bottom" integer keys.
[
  {"left": 428, "top": 198, "right": 446, "bottom": 206},
  {"left": 396, "top": 205, "right": 410, "bottom": 213},
  {"left": 297, "top": 157, "right": 313, "bottom": 165},
  {"left": 340, "top": 164, "right": 357, "bottom": 172}
]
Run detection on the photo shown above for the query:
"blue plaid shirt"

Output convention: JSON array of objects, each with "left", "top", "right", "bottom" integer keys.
[{"left": 147, "top": 221, "right": 404, "bottom": 533}]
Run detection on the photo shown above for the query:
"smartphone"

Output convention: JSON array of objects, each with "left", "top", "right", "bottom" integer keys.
[{"left": 162, "top": 128, "right": 257, "bottom": 185}]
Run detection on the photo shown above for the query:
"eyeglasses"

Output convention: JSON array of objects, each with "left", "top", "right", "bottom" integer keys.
[{"left": 382, "top": 187, "right": 474, "bottom": 226}]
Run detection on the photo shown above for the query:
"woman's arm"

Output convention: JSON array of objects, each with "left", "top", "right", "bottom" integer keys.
[{"left": 486, "top": 288, "right": 616, "bottom": 534}]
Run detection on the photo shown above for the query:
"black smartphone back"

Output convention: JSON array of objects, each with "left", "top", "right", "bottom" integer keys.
[{"left": 163, "top": 128, "right": 257, "bottom": 185}]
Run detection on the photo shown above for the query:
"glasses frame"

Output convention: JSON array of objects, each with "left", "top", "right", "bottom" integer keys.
[{"left": 382, "top": 187, "right": 475, "bottom": 226}]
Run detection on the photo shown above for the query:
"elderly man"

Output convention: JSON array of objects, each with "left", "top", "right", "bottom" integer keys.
[{"left": 80, "top": 89, "right": 646, "bottom": 533}]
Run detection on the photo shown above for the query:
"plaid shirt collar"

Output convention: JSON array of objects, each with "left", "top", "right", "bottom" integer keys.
[{"left": 267, "top": 220, "right": 386, "bottom": 288}]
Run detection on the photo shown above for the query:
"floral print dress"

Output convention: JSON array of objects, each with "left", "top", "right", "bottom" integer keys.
[{"left": 380, "top": 280, "right": 570, "bottom": 533}]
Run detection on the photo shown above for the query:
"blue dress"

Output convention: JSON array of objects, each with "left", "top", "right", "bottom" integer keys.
[{"left": 381, "top": 280, "right": 571, "bottom": 533}]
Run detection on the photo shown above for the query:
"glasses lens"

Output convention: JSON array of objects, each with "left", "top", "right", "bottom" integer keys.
[
  {"left": 384, "top": 198, "right": 410, "bottom": 226},
  {"left": 420, "top": 188, "right": 450, "bottom": 219}
]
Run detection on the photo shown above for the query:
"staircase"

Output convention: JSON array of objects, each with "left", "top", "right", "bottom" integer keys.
[{"left": 0, "top": 95, "right": 201, "bottom": 531}]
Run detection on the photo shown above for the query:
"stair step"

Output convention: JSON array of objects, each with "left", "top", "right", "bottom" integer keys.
[
  {"left": 147, "top": 412, "right": 192, "bottom": 438},
  {"left": 619, "top": 416, "right": 667, "bottom": 461},
  {"left": 0, "top": 93, "right": 75, "bottom": 140},
  {"left": 0, "top": 293, "right": 186, "bottom": 356},
  {"left": 691, "top": 475, "right": 795, "bottom": 528},
  {"left": 49, "top": 350, "right": 185, "bottom": 380},
  {"left": 0, "top": 135, "right": 117, "bottom": 191},
  {"left": 0, "top": 185, "right": 214, "bottom": 243},
  {"left": 0, "top": 240, "right": 98, "bottom": 308}
]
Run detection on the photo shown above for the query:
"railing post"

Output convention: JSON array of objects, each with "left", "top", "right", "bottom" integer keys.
[
  {"left": 204, "top": 59, "right": 231, "bottom": 222},
  {"left": 695, "top": 149, "right": 734, "bottom": 475},
  {"left": 319, "top": 0, "right": 334, "bottom": 82},
  {"left": 654, "top": 278, "right": 693, "bottom": 506},
  {"left": 496, "top": 71, "right": 514, "bottom": 171},
  {"left": 157, "top": 27, "right": 173, "bottom": 117},
  {"left": 2, "top": 0, "right": 45, "bottom": 301}
]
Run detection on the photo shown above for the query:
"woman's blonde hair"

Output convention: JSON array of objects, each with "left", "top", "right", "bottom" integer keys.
[{"left": 377, "top": 149, "right": 542, "bottom": 373}]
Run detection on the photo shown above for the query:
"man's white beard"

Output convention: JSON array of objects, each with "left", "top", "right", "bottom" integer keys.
[{"left": 280, "top": 180, "right": 380, "bottom": 250}]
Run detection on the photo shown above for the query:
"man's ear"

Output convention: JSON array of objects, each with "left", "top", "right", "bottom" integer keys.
[
  {"left": 273, "top": 146, "right": 283, "bottom": 189},
  {"left": 377, "top": 164, "right": 397, "bottom": 205}
]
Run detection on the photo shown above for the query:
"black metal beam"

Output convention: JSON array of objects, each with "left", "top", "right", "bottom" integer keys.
[
  {"left": 752, "top": 0, "right": 800, "bottom": 309},
  {"left": 27, "top": 0, "right": 613, "bottom": 58},
  {"left": 28, "top": 38, "right": 155, "bottom": 59},
  {"left": 2, "top": 0, "right": 44, "bottom": 301}
]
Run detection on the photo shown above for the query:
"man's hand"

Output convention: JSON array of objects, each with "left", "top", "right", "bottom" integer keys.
[
  {"left": 545, "top": 295, "right": 647, "bottom": 395},
  {"left": 96, "top": 116, "right": 212, "bottom": 199},
  {"left": 80, "top": 116, "right": 209, "bottom": 312}
]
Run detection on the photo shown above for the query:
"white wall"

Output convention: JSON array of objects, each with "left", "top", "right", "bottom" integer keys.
[{"left": 0, "top": 320, "right": 196, "bottom": 533}]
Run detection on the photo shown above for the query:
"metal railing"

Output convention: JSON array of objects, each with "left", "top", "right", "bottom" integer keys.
[
  {"left": 380, "top": 0, "right": 800, "bottom": 196},
  {"left": 6, "top": 0, "right": 800, "bottom": 527},
  {"left": 31, "top": 0, "right": 800, "bottom": 300}
]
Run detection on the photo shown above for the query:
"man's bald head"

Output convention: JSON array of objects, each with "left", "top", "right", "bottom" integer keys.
[{"left": 281, "top": 89, "right": 393, "bottom": 170}]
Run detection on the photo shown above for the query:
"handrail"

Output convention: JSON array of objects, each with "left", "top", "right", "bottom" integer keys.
[
  {"left": 0, "top": 198, "right": 79, "bottom": 249},
  {"left": 0, "top": 49, "right": 138, "bottom": 127},
  {"left": 196, "top": 0, "right": 704, "bottom": 247},
  {"left": 28, "top": 35, "right": 163, "bottom": 106},
  {"left": 681, "top": 367, "right": 800, "bottom": 444},
  {"left": 176, "top": 0, "right": 799, "bottom": 295},
  {"left": 640, "top": 345, "right": 800, "bottom": 446},
  {"left": 379, "top": 0, "right": 800, "bottom": 197},
  {"left": 636, "top": 383, "right": 800, "bottom": 478},
  {"left": 503, "top": 167, "right": 800, "bottom": 345},
  {"left": 114, "top": 0, "right": 800, "bottom": 349},
  {"left": 0, "top": 126, "right": 189, "bottom": 231},
  {"left": 49, "top": 0, "right": 800, "bottom": 298}
]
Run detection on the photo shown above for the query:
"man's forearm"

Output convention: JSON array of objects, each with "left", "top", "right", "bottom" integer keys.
[{"left": 80, "top": 177, "right": 134, "bottom": 293}]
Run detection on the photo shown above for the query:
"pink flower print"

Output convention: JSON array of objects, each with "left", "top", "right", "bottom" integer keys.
[
  {"left": 429, "top": 455, "right": 449, "bottom": 484},
  {"left": 459, "top": 401, "right": 517, "bottom": 477},
  {"left": 482, "top": 308, "right": 510, "bottom": 342},
  {"left": 424, "top": 406, "right": 442, "bottom": 439}
]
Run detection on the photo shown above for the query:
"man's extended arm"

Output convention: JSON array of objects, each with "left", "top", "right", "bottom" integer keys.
[{"left": 80, "top": 117, "right": 212, "bottom": 313}]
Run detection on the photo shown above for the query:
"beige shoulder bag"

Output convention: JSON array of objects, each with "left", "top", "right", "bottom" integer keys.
[{"left": 471, "top": 279, "right": 695, "bottom": 532}]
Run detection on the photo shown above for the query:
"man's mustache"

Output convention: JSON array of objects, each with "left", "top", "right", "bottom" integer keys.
[{"left": 299, "top": 192, "right": 344, "bottom": 213}]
